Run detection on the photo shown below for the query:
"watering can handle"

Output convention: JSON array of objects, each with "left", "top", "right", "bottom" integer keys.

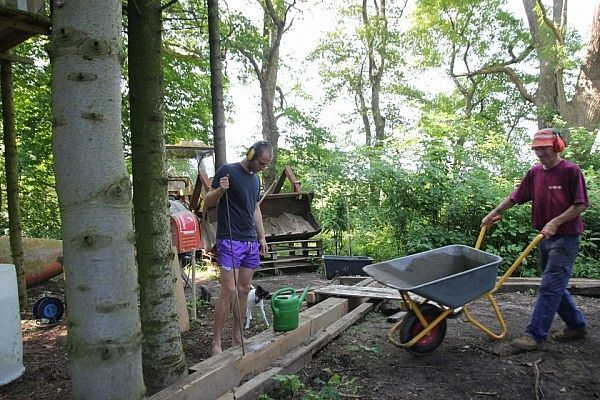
[
  {"left": 271, "top": 287, "right": 295, "bottom": 299},
  {"left": 270, "top": 287, "right": 295, "bottom": 316}
]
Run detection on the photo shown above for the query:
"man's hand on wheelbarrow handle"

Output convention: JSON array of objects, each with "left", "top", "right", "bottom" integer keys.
[{"left": 481, "top": 214, "right": 502, "bottom": 227}]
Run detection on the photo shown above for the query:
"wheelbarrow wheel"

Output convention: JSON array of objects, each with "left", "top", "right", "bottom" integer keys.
[{"left": 399, "top": 304, "right": 447, "bottom": 355}]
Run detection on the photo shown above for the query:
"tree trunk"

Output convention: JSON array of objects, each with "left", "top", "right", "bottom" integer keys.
[
  {"left": 260, "top": 74, "right": 279, "bottom": 186},
  {"left": 48, "top": 2, "right": 145, "bottom": 399},
  {"left": 356, "top": 85, "right": 372, "bottom": 146},
  {"left": 236, "top": 0, "right": 288, "bottom": 187},
  {"left": 363, "top": 0, "right": 387, "bottom": 143},
  {"left": 524, "top": 0, "right": 600, "bottom": 133},
  {"left": 1, "top": 59, "right": 27, "bottom": 311},
  {"left": 564, "top": 3, "right": 600, "bottom": 131},
  {"left": 128, "top": 0, "right": 188, "bottom": 394},
  {"left": 258, "top": 5, "right": 284, "bottom": 187},
  {"left": 208, "top": 0, "right": 227, "bottom": 168}
]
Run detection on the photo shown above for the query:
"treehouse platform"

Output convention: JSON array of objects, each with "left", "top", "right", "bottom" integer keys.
[{"left": 0, "top": 1, "right": 51, "bottom": 54}]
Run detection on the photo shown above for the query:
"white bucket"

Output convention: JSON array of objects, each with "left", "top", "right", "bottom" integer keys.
[{"left": 0, "top": 264, "right": 25, "bottom": 386}]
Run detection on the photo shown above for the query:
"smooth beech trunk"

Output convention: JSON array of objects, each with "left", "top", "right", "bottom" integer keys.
[{"left": 48, "top": 2, "right": 145, "bottom": 398}]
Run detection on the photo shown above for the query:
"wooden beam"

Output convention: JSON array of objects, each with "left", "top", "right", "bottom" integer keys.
[
  {"left": 150, "top": 297, "right": 349, "bottom": 400},
  {"left": 219, "top": 301, "right": 376, "bottom": 400},
  {"left": 338, "top": 276, "right": 373, "bottom": 286},
  {"left": 0, "top": 14, "right": 49, "bottom": 34},
  {"left": 314, "top": 284, "right": 402, "bottom": 300},
  {"left": 0, "top": 52, "right": 34, "bottom": 64},
  {"left": 497, "top": 277, "right": 600, "bottom": 297}
]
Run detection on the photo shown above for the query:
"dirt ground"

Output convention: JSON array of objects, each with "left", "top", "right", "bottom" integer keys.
[{"left": 1, "top": 268, "right": 599, "bottom": 400}]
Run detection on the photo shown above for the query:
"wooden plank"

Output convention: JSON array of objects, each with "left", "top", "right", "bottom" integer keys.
[
  {"left": 266, "top": 243, "right": 322, "bottom": 251},
  {"left": 306, "top": 278, "right": 376, "bottom": 305},
  {"left": 339, "top": 276, "right": 373, "bottom": 286},
  {"left": 260, "top": 263, "right": 316, "bottom": 272},
  {"left": 0, "top": 14, "right": 49, "bottom": 33},
  {"left": 261, "top": 256, "right": 321, "bottom": 265},
  {"left": 314, "top": 284, "right": 402, "bottom": 300},
  {"left": 266, "top": 238, "right": 321, "bottom": 245},
  {"left": 497, "top": 277, "right": 600, "bottom": 297},
  {"left": 0, "top": 51, "right": 33, "bottom": 63},
  {"left": 170, "top": 247, "right": 189, "bottom": 332},
  {"left": 221, "top": 302, "right": 375, "bottom": 400},
  {"left": 353, "top": 278, "right": 375, "bottom": 287},
  {"left": 150, "top": 297, "right": 349, "bottom": 400},
  {"left": 386, "top": 310, "right": 406, "bottom": 323}
]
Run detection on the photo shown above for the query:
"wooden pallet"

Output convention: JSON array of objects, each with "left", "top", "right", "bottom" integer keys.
[{"left": 259, "top": 238, "right": 323, "bottom": 273}]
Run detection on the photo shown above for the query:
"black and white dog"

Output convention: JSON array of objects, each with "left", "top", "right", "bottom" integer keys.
[{"left": 245, "top": 284, "right": 270, "bottom": 329}]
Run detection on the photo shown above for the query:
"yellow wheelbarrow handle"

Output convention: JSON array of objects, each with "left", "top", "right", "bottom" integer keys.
[
  {"left": 494, "top": 233, "right": 544, "bottom": 291},
  {"left": 476, "top": 219, "right": 544, "bottom": 291},
  {"left": 475, "top": 215, "right": 502, "bottom": 250}
]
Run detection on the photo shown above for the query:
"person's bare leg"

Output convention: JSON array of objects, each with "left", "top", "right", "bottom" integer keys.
[
  {"left": 231, "top": 267, "right": 255, "bottom": 346},
  {"left": 212, "top": 267, "right": 236, "bottom": 355}
]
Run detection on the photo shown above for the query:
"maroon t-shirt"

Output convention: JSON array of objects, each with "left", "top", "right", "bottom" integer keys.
[{"left": 510, "top": 160, "right": 588, "bottom": 235}]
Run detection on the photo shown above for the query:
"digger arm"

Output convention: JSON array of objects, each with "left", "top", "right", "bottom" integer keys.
[{"left": 273, "top": 165, "right": 303, "bottom": 194}]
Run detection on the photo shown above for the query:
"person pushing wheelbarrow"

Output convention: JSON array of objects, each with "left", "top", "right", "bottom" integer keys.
[{"left": 481, "top": 128, "right": 589, "bottom": 351}]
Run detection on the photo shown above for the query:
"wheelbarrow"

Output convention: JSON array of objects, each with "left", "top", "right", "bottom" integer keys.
[{"left": 363, "top": 225, "right": 544, "bottom": 354}]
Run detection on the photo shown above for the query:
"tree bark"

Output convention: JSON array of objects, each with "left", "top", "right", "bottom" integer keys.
[
  {"left": 128, "top": 0, "right": 188, "bottom": 394},
  {"left": 563, "top": 3, "right": 600, "bottom": 132},
  {"left": 258, "top": 0, "right": 286, "bottom": 187},
  {"left": 236, "top": 0, "right": 292, "bottom": 187},
  {"left": 523, "top": 0, "right": 600, "bottom": 132},
  {"left": 1, "top": 59, "right": 27, "bottom": 311},
  {"left": 363, "top": 0, "right": 387, "bottom": 143},
  {"left": 48, "top": 2, "right": 145, "bottom": 398},
  {"left": 208, "top": 0, "right": 227, "bottom": 168}
]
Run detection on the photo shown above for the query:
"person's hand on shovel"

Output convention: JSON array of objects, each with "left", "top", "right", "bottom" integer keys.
[{"left": 218, "top": 174, "right": 230, "bottom": 192}]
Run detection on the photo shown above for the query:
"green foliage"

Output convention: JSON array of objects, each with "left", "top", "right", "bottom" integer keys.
[
  {"left": 2, "top": 38, "right": 61, "bottom": 239},
  {"left": 261, "top": 374, "right": 304, "bottom": 400},
  {"left": 283, "top": 102, "right": 599, "bottom": 281},
  {"left": 260, "top": 370, "right": 359, "bottom": 400}
]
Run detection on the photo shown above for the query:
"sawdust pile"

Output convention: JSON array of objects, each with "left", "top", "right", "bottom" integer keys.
[
  {"left": 263, "top": 212, "right": 314, "bottom": 236},
  {"left": 207, "top": 213, "right": 314, "bottom": 237}
]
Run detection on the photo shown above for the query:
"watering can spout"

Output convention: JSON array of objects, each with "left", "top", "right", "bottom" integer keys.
[{"left": 299, "top": 285, "right": 309, "bottom": 304}]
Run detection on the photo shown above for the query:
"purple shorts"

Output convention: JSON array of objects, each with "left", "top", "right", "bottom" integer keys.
[{"left": 216, "top": 239, "right": 261, "bottom": 270}]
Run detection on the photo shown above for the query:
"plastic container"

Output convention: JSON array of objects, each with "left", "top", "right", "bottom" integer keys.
[
  {"left": 323, "top": 255, "right": 374, "bottom": 279},
  {"left": 0, "top": 264, "right": 25, "bottom": 386}
]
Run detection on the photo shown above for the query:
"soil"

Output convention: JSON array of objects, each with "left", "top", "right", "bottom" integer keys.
[{"left": 1, "top": 269, "right": 599, "bottom": 400}]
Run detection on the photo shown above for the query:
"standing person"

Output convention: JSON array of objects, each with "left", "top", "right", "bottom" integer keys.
[
  {"left": 481, "top": 128, "right": 588, "bottom": 351},
  {"left": 204, "top": 140, "right": 273, "bottom": 355}
]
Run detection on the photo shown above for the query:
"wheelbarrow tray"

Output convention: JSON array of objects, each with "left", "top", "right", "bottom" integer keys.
[{"left": 363, "top": 245, "right": 503, "bottom": 309}]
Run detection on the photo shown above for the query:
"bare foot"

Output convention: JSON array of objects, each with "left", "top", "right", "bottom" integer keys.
[{"left": 211, "top": 342, "right": 222, "bottom": 356}]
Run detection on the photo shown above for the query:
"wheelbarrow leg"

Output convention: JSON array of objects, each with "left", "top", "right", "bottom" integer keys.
[{"left": 462, "top": 293, "right": 508, "bottom": 339}]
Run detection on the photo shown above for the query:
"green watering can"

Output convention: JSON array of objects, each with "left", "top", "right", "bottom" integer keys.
[{"left": 270, "top": 286, "right": 310, "bottom": 332}]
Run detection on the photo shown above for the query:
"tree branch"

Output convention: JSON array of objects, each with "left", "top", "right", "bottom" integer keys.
[
  {"left": 161, "top": 0, "right": 179, "bottom": 12},
  {"left": 452, "top": 42, "right": 535, "bottom": 102},
  {"left": 535, "top": 0, "right": 563, "bottom": 44},
  {"left": 238, "top": 47, "right": 262, "bottom": 79}
]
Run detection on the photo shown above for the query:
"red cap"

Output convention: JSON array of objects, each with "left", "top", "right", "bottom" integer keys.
[{"left": 531, "top": 129, "right": 555, "bottom": 148}]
